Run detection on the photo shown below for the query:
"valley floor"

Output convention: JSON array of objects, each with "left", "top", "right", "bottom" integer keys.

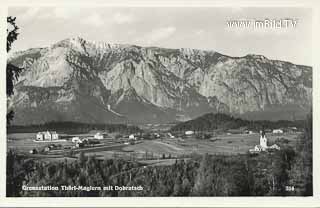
[{"left": 7, "top": 132, "right": 300, "bottom": 164}]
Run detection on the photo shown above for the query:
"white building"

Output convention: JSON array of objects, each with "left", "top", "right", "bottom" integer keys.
[
  {"left": 252, "top": 145, "right": 263, "bottom": 152},
  {"left": 168, "top": 133, "right": 175, "bottom": 139},
  {"left": 71, "top": 137, "right": 82, "bottom": 143},
  {"left": 129, "top": 134, "right": 136, "bottom": 140},
  {"left": 94, "top": 132, "right": 104, "bottom": 140},
  {"left": 269, "top": 144, "right": 281, "bottom": 150},
  {"left": 36, "top": 132, "right": 44, "bottom": 140},
  {"left": 272, "top": 129, "right": 284, "bottom": 134},
  {"left": 36, "top": 131, "right": 59, "bottom": 141},
  {"left": 185, "top": 131, "right": 194, "bottom": 135}
]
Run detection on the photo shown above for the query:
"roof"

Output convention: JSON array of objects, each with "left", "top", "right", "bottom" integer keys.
[
  {"left": 254, "top": 145, "right": 264, "bottom": 150},
  {"left": 37, "top": 131, "right": 58, "bottom": 134}
]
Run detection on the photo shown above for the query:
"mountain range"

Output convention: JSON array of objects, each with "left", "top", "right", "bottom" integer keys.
[{"left": 7, "top": 37, "right": 312, "bottom": 125}]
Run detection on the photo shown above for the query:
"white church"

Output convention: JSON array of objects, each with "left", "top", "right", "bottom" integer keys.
[{"left": 249, "top": 130, "right": 281, "bottom": 153}]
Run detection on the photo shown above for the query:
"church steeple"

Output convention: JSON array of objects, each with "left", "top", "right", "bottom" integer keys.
[{"left": 260, "top": 129, "right": 267, "bottom": 148}]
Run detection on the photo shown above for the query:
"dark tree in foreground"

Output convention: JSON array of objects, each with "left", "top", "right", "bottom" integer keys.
[
  {"left": 7, "top": 16, "right": 22, "bottom": 125},
  {"left": 289, "top": 111, "right": 313, "bottom": 195}
]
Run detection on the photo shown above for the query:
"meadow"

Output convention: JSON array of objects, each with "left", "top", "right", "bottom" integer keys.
[{"left": 7, "top": 131, "right": 300, "bottom": 163}]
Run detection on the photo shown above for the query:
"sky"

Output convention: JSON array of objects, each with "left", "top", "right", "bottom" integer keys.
[{"left": 8, "top": 7, "right": 312, "bottom": 65}]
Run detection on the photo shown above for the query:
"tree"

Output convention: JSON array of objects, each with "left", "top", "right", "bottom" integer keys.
[
  {"left": 78, "top": 152, "right": 87, "bottom": 167},
  {"left": 181, "top": 176, "right": 191, "bottom": 195},
  {"left": 7, "top": 16, "right": 22, "bottom": 125},
  {"left": 192, "top": 153, "right": 212, "bottom": 195},
  {"left": 289, "top": 112, "right": 312, "bottom": 195}
]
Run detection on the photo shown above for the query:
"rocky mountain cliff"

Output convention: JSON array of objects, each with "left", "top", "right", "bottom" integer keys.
[{"left": 8, "top": 37, "right": 312, "bottom": 125}]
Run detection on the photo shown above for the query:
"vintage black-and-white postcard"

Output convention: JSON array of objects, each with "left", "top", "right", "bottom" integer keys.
[{"left": 1, "top": 0, "right": 320, "bottom": 207}]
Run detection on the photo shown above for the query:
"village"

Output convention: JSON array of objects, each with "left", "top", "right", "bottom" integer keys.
[{"left": 16, "top": 125, "right": 300, "bottom": 160}]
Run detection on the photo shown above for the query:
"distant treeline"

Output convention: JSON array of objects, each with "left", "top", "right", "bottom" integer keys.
[
  {"left": 7, "top": 121, "right": 142, "bottom": 134},
  {"left": 170, "top": 113, "right": 306, "bottom": 132}
]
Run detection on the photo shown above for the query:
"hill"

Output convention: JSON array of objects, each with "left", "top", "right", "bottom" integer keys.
[{"left": 170, "top": 113, "right": 305, "bottom": 132}]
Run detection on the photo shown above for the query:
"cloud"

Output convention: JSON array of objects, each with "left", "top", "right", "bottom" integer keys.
[
  {"left": 19, "top": 7, "right": 41, "bottom": 20},
  {"left": 231, "top": 7, "right": 244, "bottom": 14},
  {"left": 195, "top": 29, "right": 205, "bottom": 36},
  {"left": 141, "top": 26, "right": 176, "bottom": 44},
  {"left": 17, "top": 7, "right": 84, "bottom": 20},
  {"left": 83, "top": 14, "right": 104, "bottom": 27},
  {"left": 52, "top": 8, "right": 83, "bottom": 19},
  {"left": 112, "top": 12, "right": 136, "bottom": 24}
]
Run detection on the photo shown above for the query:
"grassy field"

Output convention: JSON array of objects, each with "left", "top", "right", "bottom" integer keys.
[
  {"left": 7, "top": 132, "right": 301, "bottom": 162},
  {"left": 7, "top": 133, "right": 74, "bottom": 153},
  {"left": 124, "top": 132, "right": 300, "bottom": 156}
]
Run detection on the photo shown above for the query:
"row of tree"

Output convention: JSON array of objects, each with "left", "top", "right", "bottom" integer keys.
[
  {"left": 171, "top": 113, "right": 305, "bottom": 132},
  {"left": 7, "top": 121, "right": 141, "bottom": 134}
]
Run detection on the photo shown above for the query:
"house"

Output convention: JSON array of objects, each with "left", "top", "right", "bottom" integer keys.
[
  {"left": 289, "top": 127, "right": 297, "bottom": 131},
  {"left": 52, "top": 131, "right": 59, "bottom": 140},
  {"left": 287, "top": 127, "right": 298, "bottom": 133},
  {"left": 272, "top": 129, "right": 284, "bottom": 134},
  {"left": 254, "top": 145, "right": 263, "bottom": 152},
  {"left": 29, "top": 149, "right": 37, "bottom": 154},
  {"left": 249, "top": 145, "right": 263, "bottom": 153},
  {"left": 94, "top": 132, "right": 104, "bottom": 140},
  {"left": 185, "top": 131, "right": 194, "bottom": 136},
  {"left": 269, "top": 144, "right": 281, "bottom": 150},
  {"left": 167, "top": 133, "right": 175, "bottom": 139},
  {"left": 36, "top": 132, "right": 44, "bottom": 140},
  {"left": 36, "top": 131, "right": 59, "bottom": 141},
  {"left": 75, "top": 142, "right": 84, "bottom": 148},
  {"left": 153, "top": 133, "right": 160, "bottom": 138},
  {"left": 72, "top": 137, "right": 82, "bottom": 143},
  {"left": 44, "top": 147, "right": 51, "bottom": 152},
  {"left": 245, "top": 130, "right": 254, "bottom": 134}
]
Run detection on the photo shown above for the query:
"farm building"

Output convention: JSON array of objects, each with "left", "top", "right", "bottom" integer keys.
[
  {"left": 44, "top": 147, "right": 51, "bottom": 152},
  {"left": 252, "top": 145, "right": 264, "bottom": 152},
  {"left": 72, "top": 137, "right": 82, "bottom": 143},
  {"left": 36, "top": 131, "right": 59, "bottom": 141},
  {"left": 272, "top": 129, "right": 284, "bottom": 134},
  {"left": 167, "top": 133, "right": 175, "bottom": 139},
  {"left": 153, "top": 133, "right": 160, "bottom": 138},
  {"left": 94, "top": 132, "right": 105, "bottom": 140},
  {"left": 129, "top": 134, "right": 136, "bottom": 140},
  {"left": 76, "top": 142, "right": 84, "bottom": 148},
  {"left": 185, "top": 131, "right": 194, "bottom": 135},
  {"left": 269, "top": 144, "right": 281, "bottom": 150},
  {"left": 286, "top": 127, "right": 298, "bottom": 133},
  {"left": 244, "top": 130, "right": 254, "bottom": 134},
  {"left": 29, "top": 149, "right": 38, "bottom": 154}
]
